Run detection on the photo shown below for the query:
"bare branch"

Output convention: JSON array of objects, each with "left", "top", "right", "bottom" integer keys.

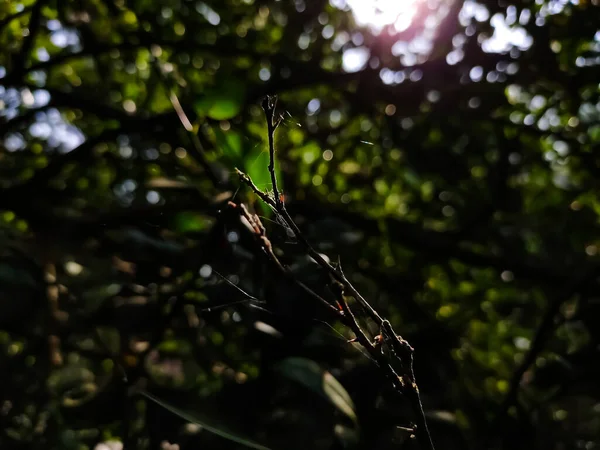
[
  {"left": 235, "top": 169, "right": 276, "bottom": 209},
  {"left": 261, "top": 95, "right": 283, "bottom": 210},
  {"left": 227, "top": 202, "right": 341, "bottom": 317},
  {"left": 235, "top": 96, "right": 436, "bottom": 450}
]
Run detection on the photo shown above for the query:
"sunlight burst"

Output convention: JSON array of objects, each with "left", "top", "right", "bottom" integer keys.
[{"left": 345, "top": 0, "right": 420, "bottom": 32}]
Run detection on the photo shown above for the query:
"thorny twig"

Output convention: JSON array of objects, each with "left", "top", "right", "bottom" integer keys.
[{"left": 234, "top": 95, "right": 435, "bottom": 450}]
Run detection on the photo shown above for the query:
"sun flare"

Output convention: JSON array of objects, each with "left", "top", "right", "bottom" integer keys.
[{"left": 345, "top": 0, "right": 420, "bottom": 32}]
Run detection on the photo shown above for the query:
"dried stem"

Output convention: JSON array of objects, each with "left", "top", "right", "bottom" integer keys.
[
  {"left": 227, "top": 202, "right": 341, "bottom": 318},
  {"left": 262, "top": 95, "right": 283, "bottom": 210},
  {"left": 235, "top": 95, "right": 435, "bottom": 450}
]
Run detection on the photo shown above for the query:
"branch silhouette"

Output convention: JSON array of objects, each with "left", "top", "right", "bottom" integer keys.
[{"left": 235, "top": 95, "right": 435, "bottom": 450}]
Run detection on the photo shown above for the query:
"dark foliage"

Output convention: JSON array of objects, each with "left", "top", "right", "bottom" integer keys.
[{"left": 1, "top": 0, "right": 600, "bottom": 449}]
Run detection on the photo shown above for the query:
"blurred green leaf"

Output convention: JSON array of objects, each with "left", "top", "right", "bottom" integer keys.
[
  {"left": 195, "top": 78, "right": 246, "bottom": 120},
  {"left": 214, "top": 128, "right": 244, "bottom": 165},
  {"left": 172, "top": 211, "right": 211, "bottom": 233},
  {"left": 275, "top": 357, "right": 357, "bottom": 423},
  {"left": 139, "top": 391, "right": 271, "bottom": 450}
]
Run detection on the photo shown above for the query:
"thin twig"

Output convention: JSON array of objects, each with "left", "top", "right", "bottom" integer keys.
[
  {"left": 227, "top": 202, "right": 341, "bottom": 317},
  {"left": 333, "top": 283, "right": 434, "bottom": 448},
  {"left": 330, "top": 281, "right": 375, "bottom": 354},
  {"left": 381, "top": 320, "right": 434, "bottom": 450},
  {"left": 236, "top": 95, "right": 435, "bottom": 450},
  {"left": 235, "top": 169, "right": 276, "bottom": 209},
  {"left": 262, "top": 95, "right": 283, "bottom": 210},
  {"left": 239, "top": 100, "right": 384, "bottom": 324},
  {"left": 331, "top": 281, "right": 437, "bottom": 450}
]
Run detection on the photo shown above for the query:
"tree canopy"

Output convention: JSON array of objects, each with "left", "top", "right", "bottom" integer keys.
[{"left": 1, "top": 0, "right": 600, "bottom": 449}]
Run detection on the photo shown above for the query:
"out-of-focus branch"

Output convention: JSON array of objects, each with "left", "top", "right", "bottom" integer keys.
[
  {"left": 10, "top": 0, "right": 45, "bottom": 82},
  {"left": 286, "top": 196, "right": 574, "bottom": 287},
  {"left": 151, "top": 59, "right": 221, "bottom": 187},
  {"left": 0, "top": 5, "right": 34, "bottom": 33},
  {"left": 5, "top": 128, "right": 121, "bottom": 197},
  {"left": 486, "top": 263, "right": 600, "bottom": 446},
  {"left": 1, "top": 34, "right": 260, "bottom": 86}
]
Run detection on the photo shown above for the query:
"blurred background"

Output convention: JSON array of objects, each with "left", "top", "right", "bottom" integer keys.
[{"left": 1, "top": 0, "right": 600, "bottom": 449}]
